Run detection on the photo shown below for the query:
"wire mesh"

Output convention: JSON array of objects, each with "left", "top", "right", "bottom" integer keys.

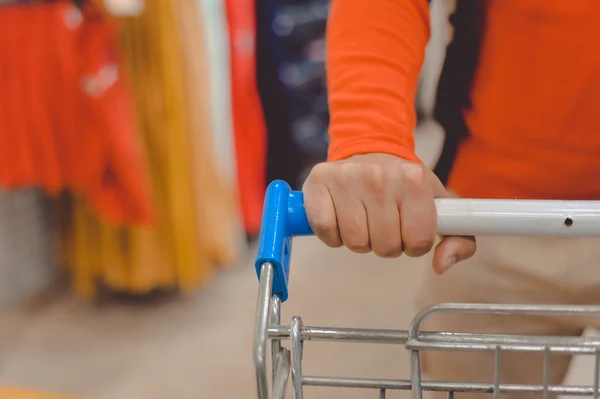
[{"left": 256, "top": 263, "right": 600, "bottom": 398}]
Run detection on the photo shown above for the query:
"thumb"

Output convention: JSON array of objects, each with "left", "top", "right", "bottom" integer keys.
[
  {"left": 428, "top": 174, "right": 477, "bottom": 274},
  {"left": 432, "top": 235, "right": 477, "bottom": 274}
]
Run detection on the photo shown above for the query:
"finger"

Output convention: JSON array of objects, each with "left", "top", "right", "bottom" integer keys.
[
  {"left": 432, "top": 235, "right": 477, "bottom": 274},
  {"left": 329, "top": 186, "right": 371, "bottom": 254},
  {"left": 363, "top": 194, "right": 403, "bottom": 258},
  {"left": 303, "top": 182, "right": 343, "bottom": 248},
  {"left": 398, "top": 166, "right": 437, "bottom": 257}
]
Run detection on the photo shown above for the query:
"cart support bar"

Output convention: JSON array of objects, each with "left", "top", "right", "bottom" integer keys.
[
  {"left": 254, "top": 263, "right": 274, "bottom": 398},
  {"left": 303, "top": 376, "right": 600, "bottom": 395}
]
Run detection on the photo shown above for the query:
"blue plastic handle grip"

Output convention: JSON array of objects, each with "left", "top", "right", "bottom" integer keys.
[{"left": 255, "top": 180, "right": 314, "bottom": 302}]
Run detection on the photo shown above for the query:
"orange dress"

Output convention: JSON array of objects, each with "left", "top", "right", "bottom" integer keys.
[
  {"left": 0, "top": 0, "right": 154, "bottom": 226},
  {"left": 225, "top": 0, "right": 267, "bottom": 234}
]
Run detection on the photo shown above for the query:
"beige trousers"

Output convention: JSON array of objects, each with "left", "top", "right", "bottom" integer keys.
[{"left": 414, "top": 235, "right": 600, "bottom": 399}]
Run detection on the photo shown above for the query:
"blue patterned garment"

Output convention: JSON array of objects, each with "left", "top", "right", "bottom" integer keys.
[{"left": 265, "top": 0, "right": 331, "bottom": 185}]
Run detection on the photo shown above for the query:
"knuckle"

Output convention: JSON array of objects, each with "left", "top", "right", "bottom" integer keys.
[
  {"left": 310, "top": 217, "right": 336, "bottom": 235},
  {"left": 311, "top": 218, "right": 342, "bottom": 248},
  {"left": 400, "top": 162, "right": 427, "bottom": 186},
  {"left": 364, "top": 164, "right": 387, "bottom": 193},
  {"left": 385, "top": 165, "right": 404, "bottom": 185},
  {"left": 404, "top": 237, "right": 435, "bottom": 257},
  {"left": 373, "top": 242, "right": 403, "bottom": 258},
  {"left": 307, "top": 162, "right": 333, "bottom": 184},
  {"left": 337, "top": 162, "right": 363, "bottom": 187},
  {"left": 327, "top": 240, "right": 344, "bottom": 249},
  {"left": 345, "top": 241, "right": 371, "bottom": 253},
  {"left": 342, "top": 230, "right": 371, "bottom": 253},
  {"left": 339, "top": 221, "right": 370, "bottom": 252}
]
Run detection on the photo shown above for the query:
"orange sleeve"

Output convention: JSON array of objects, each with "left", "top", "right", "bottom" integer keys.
[{"left": 326, "top": 0, "right": 430, "bottom": 163}]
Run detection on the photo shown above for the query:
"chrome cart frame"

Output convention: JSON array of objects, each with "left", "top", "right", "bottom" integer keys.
[{"left": 253, "top": 180, "right": 600, "bottom": 399}]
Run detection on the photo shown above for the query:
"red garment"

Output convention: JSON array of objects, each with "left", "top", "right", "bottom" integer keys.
[
  {"left": 225, "top": 0, "right": 267, "bottom": 234},
  {"left": 0, "top": 1, "right": 154, "bottom": 226}
]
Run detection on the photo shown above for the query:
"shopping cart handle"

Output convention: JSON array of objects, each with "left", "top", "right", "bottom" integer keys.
[
  {"left": 255, "top": 180, "right": 600, "bottom": 301},
  {"left": 255, "top": 180, "right": 313, "bottom": 302}
]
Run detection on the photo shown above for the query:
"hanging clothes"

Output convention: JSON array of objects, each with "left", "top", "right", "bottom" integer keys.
[
  {"left": 0, "top": 0, "right": 154, "bottom": 227},
  {"left": 256, "top": 0, "right": 330, "bottom": 188},
  {"left": 196, "top": 0, "right": 238, "bottom": 190},
  {"left": 195, "top": 0, "right": 247, "bottom": 255},
  {"left": 172, "top": 0, "right": 245, "bottom": 266},
  {"left": 102, "top": 0, "right": 144, "bottom": 16},
  {"left": 57, "top": 0, "right": 244, "bottom": 298},
  {"left": 225, "top": 0, "right": 267, "bottom": 235},
  {"left": 256, "top": 0, "right": 303, "bottom": 190}
]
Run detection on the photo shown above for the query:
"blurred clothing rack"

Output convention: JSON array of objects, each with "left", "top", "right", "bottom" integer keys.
[
  {"left": 0, "top": 0, "right": 250, "bottom": 303},
  {"left": 257, "top": 0, "right": 331, "bottom": 190}
]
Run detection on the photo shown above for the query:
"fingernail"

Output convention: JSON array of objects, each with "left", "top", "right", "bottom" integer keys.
[{"left": 444, "top": 256, "right": 457, "bottom": 271}]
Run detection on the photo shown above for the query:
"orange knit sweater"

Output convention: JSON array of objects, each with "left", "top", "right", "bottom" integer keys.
[{"left": 327, "top": 0, "right": 600, "bottom": 200}]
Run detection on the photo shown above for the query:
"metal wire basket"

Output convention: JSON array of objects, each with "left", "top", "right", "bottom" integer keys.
[{"left": 253, "top": 180, "right": 600, "bottom": 398}]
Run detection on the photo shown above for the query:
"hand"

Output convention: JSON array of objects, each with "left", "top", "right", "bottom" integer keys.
[{"left": 303, "top": 153, "right": 476, "bottom": 274}]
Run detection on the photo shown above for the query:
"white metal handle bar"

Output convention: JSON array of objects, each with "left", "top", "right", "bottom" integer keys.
[
  {"left": 256, "top": 181, "right": 600, "bottom": 303},
  {"left": 435, "top": 198, "right": 600, "bottom": 236}
]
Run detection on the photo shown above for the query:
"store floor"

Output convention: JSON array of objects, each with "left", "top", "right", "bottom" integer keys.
[{"left": 0, "top": 121, "right": 596, "bottom": 399}]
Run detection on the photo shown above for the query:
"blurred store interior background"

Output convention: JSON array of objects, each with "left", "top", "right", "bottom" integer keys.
[{"left": 0, "top": 0, "right": 596, "bottom": 398}]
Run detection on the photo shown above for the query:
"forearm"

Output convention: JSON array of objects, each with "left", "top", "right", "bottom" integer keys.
[{"left": 326, "top": 0, "right": 431, "bottom": 162}]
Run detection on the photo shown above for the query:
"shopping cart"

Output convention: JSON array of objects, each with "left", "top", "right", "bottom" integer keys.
[{"left": 253, "top": 180, "right": 600, "bottom": 399}]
